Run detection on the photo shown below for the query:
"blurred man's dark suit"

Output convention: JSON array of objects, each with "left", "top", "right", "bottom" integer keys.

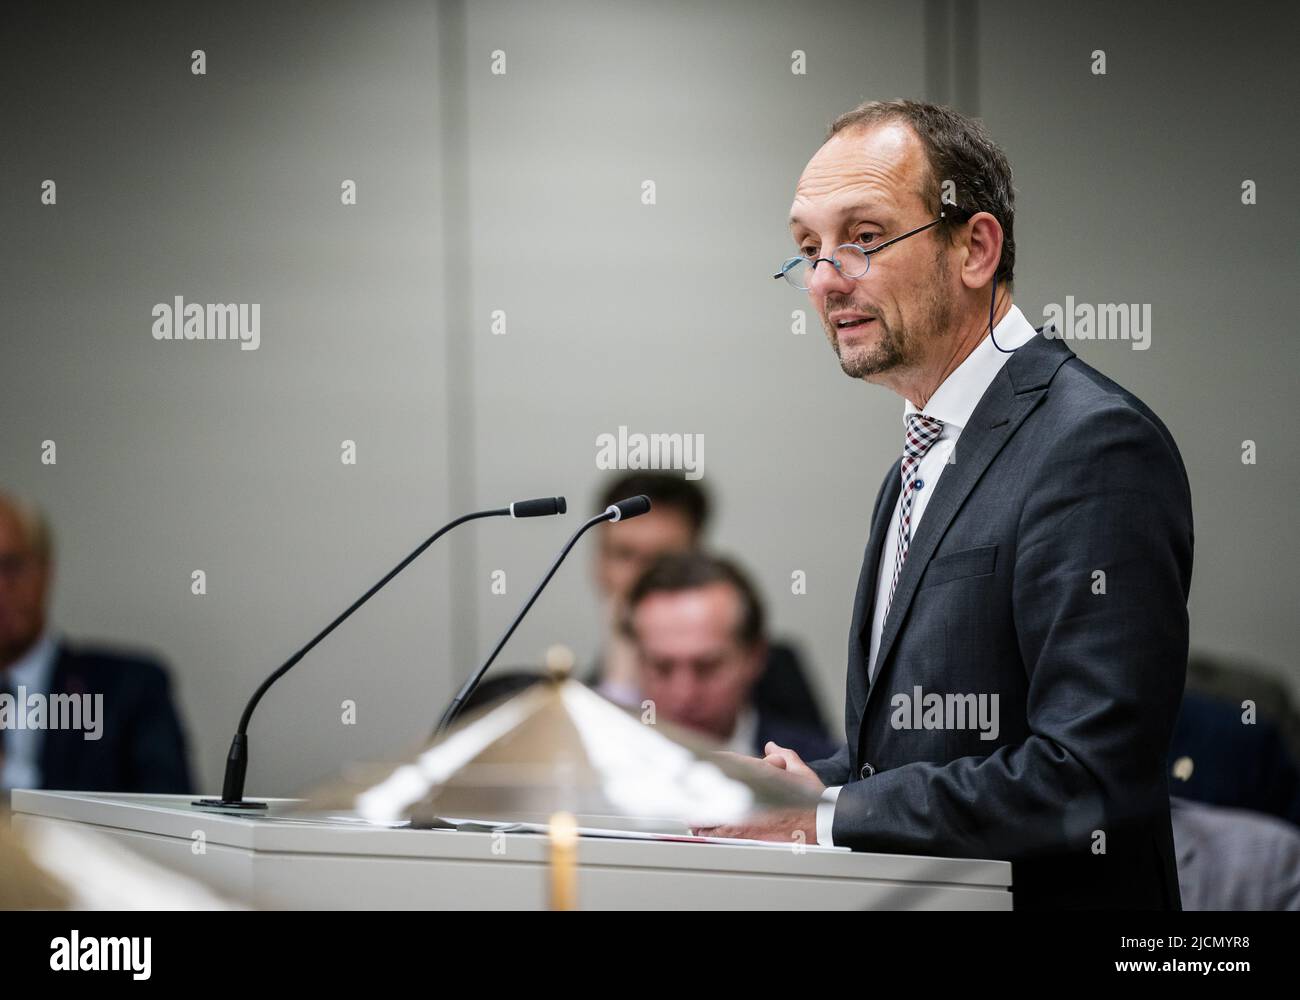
[
  {"left": 754, "top": 708, "right": 837, "bottom": 764},
  {"left": 39, "top": 644, "right": 193, "bottom": 794},
  {"left": 809, "top": 331, "right": 1194, "bottom": 910}
]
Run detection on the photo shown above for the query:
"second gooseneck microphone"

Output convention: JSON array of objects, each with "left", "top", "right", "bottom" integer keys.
[
  {"left": 434, "top": 495, "right": 652, "bottom": 735},
  {"left": 195, "top": 496, "right": 567, "bottom": 810}
]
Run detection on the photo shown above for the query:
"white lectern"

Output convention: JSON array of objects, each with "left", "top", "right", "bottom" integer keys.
[{"left": 11, "top": 790, "right": 1012, "bottom": 910}]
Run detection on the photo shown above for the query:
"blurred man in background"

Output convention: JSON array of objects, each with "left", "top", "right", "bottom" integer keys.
[
  {"left": 0, "top": 492, "right": 192, "bottom": 795},
  {"left": 589, "top": 472, "right": 828, "bottom": 738},
  {"left": 590, "top": 473, "right": 702, "bottom": 708},
  {"left": 621, "top": 550, "right": 835, "bottom": 761}
]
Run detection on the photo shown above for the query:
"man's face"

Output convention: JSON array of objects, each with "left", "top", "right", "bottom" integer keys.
[
  {"left": 630, "top": 582, "right": 763, "bottom": 742},
  {"left": 0, "top": 507, "right": 50, "bottom": 664},
  {"left": 594, "top": 508, "right": 695, "bottom": 607},
  {"left": 788, "top": 122, "right": 955, "bottom": 380}
]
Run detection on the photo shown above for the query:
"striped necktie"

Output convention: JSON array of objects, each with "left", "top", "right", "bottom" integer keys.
[{"left": 886, "top": 412, "right": 945, "bottom": 619}]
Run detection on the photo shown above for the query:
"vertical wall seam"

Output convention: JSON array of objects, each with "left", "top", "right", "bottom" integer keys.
[
  {"left": 437, "top": 0, "right": 477, "bottom": 690},
  {"left": 925, "top": 0, "right": 980, "bottom": 115}
]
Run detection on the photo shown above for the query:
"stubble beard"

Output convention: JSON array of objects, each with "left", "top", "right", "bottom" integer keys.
[{"left": 826, "top": 255, "right": 953, "bottom": 380}]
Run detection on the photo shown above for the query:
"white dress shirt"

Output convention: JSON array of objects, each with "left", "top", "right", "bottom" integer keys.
[
  {"left": 723, "top": 705, "right": 760, "bottom": 757},
  {"left": 816, "top": 304, "right": 1039, "bottom": 846},
  {"left": 1, "top": 629, "right": 59, "bottom": 790}
]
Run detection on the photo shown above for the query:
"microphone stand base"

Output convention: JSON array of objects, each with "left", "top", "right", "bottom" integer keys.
[{"left": 192, "top": 798, "right": 269, "bottom": 810}]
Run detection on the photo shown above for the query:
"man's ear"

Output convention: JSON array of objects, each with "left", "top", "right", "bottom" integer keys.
[
  {"left": 618, "top": 606, "right": 637, "bottom": 643},
  {"left": 960, "top": 211, "right": 1004, "bottom": 291},
  {"left": 748, "top": 639, "right": 769, "bottom": 681}
]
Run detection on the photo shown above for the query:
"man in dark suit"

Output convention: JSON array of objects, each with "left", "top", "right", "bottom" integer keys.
[
  {"left": 37, "top": 643, "right": 193, "bottom": 793},
  {"left": 622, "top": 551, "right": 836, "bottom": 763},
  {"left": 588, "top": 472, "right": 828, "bottom": 736},
  {"left": 0, "top": 491, "right": 192, "bottom": 795},
  {"left": 1170, "top": 689, "right": 1300, "bottom": 826},
  {"left": 695, "top": 100, "right": 1193, "bottom": 910}
]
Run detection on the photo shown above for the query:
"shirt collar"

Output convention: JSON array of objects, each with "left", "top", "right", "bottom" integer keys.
[
  {"left": 5, "top": 629, "right": 59, "bottom": 691},
  {"left": 903, "top": 303, "right": 1039, "bottom": 433},
  {"left": 723, "top": 704, "right": 760, "bottom": 757}
]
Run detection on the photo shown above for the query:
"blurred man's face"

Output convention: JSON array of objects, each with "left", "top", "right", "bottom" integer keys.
[
  {"left": 0, "top": 506, "right": 51, "bottom": 665},
  {"left": 630, "top": 582, "right": 763, "bottom": 742},
  {"left": 789, "top": 121, "right": 955, "bottom": 381},
  {"left": 594, "top": 508, "right": 695, "bottom": 607}
]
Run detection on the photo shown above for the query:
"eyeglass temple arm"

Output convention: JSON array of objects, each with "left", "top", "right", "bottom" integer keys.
[
  {"left": 862, "top": 214, "right": 946, "bottom": 256},
  {"left": 774, "top": 207, "right": 973, "bottom": 279}
]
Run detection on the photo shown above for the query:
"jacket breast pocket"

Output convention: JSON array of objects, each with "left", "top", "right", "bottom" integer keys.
[{"left": 918, "top": 544, "right": 997, "bottom": 590}]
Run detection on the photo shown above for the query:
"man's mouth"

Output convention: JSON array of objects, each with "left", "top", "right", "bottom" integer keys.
[{"left": 832, "top": 313, "right": 877, "bottom": 333}]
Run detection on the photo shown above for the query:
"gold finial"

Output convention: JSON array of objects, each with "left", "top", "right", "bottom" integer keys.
[
  {"left": 548, "top": 810, "right": 579, "bottom": 911},
  {"left": 544, "top": 643, "right": 576, "bottom": 682}
]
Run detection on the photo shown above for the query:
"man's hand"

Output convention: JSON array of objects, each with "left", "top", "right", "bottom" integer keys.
[
  {"left": 691, "top": 807, "right": 818, "bottom": 844},
  {"left": 757, "top": 741, "right": 825, "bottom": 795},
  {"left": 691, "top": 743, "right": 825, "bottom": 842}
]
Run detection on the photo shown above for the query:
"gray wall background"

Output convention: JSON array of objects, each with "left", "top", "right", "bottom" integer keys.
[{"left": 2, "top": 0, "right": 1296, "bottom": 796}]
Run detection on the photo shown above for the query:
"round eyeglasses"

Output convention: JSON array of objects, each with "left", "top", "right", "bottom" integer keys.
[{"left": 773, "top": 211, "right": 960, "bottom": 290}]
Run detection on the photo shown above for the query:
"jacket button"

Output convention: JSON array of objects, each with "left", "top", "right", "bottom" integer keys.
[{"left": 860, "top": 762, "right": 876, "bottom": 778}]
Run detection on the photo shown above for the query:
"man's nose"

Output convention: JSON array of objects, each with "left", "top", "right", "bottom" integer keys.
[
  {"left": 805, "top": 255, "right": 854, "bottom": 299},
  {"left": 664, "top": 670, "right": 700, "bottom": 710}
]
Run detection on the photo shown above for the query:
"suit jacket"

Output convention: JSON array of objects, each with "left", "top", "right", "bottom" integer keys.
[
  {"left": 753, "top": 708, "right": 838, "bottom": 764},
  {"left": 39, "top": 643, "right": 193, "bottom": 794},
  {"left": 1170, "top": 690, "right": 1300, "bottom": 826},
  {"left": 809, "top": 332, "right": 1193, "bottom": 910},
  {"left": 755, "top": 641, "right": 828, "bottom": 736},
  {"left": 1185, "top": 652, "right": 1300, "bottom": 776}
]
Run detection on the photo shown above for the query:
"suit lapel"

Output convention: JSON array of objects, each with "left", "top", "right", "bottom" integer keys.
[{"left": 857, "top": 334, "right": 1076, "bottom": 731}]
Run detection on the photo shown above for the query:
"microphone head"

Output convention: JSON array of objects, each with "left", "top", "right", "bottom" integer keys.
[
  {"left": 510, "top": 496, "right": 567, "bottom": 518},
  {"left": 605, "top": 494, "right": 652, "bottom": 522}
]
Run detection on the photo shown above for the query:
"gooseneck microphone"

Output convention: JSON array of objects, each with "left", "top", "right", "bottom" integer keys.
[
  {"left": 194, "top": 496, "right": 567, "bottom": 810},
  {"left": 434, "top": 494, "right": 652, "bottom": 736}
]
